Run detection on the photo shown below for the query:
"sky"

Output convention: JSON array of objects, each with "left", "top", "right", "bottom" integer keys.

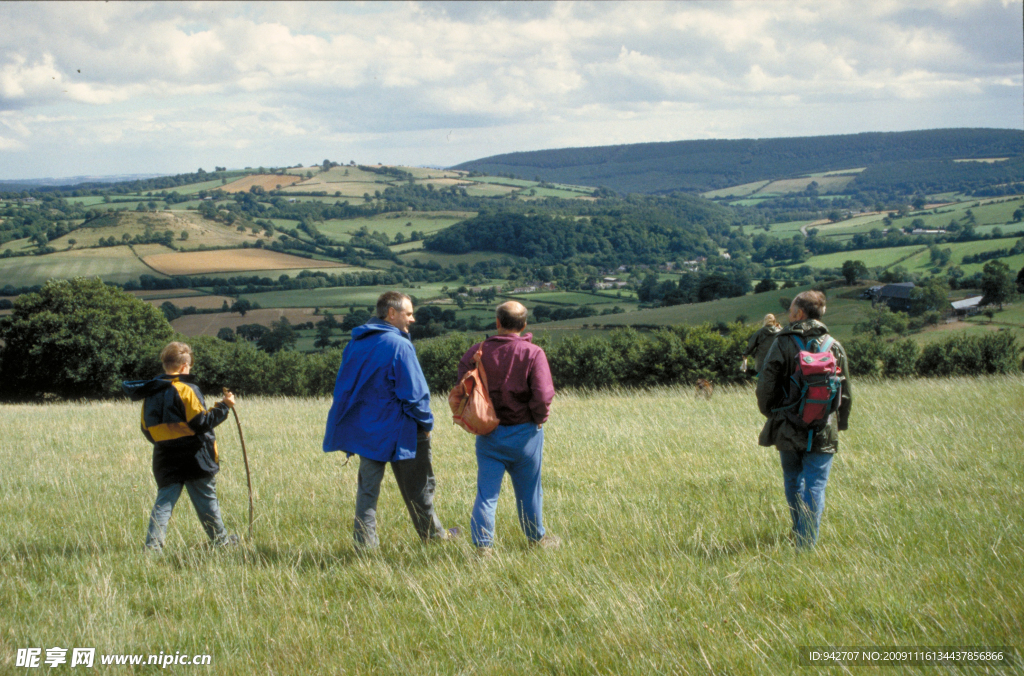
[{"left": 0, "top": 0, "right": 1021, "bottom": 181}]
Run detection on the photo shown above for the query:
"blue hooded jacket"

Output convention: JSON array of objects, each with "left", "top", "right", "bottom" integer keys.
[{"left": 322, "top": 318, "right": 433, "bottom": 462}]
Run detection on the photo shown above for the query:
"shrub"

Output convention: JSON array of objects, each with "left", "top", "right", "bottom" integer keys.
[
  {"left": 845, "top": 336, "right": 886, "bottom": 377},
  {"left": 882, "top": 339, "right": 919, "bottom": 378}
]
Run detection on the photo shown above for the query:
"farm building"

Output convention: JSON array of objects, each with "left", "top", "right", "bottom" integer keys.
[
  {"left": 873, "top": 282, "right": 915, "bottom": 312},
  {"left": 950, "top": 296, "right": 985, "bottom": 318}
]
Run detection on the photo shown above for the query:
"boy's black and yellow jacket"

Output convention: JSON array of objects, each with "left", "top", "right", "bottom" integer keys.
[{"left": 123, "top": 374, "right": 230, "bottom": 488}]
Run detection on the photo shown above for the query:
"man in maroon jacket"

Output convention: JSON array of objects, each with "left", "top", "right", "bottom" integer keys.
[{"left": 457, "top": 301, "right": 559, "bottom": 554}]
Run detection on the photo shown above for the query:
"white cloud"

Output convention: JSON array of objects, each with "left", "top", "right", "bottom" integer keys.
[{"left": 0, "top": 0, "right": 1019, "bottom": 179}]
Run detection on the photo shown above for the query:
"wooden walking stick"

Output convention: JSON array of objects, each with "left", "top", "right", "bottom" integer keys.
[{"left": 223, "top": 388, "right": 254, "bottom": 539}]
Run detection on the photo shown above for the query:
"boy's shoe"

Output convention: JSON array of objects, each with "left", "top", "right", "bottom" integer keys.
[
  {"left": 529, "top": 533, "right": 562, "bottom": 550},
  {"left": 476, "top": 546, "right": 494, "bottom": 560},
  {"left": 214, "top": 534, "right": 240, "bottom": 548}
]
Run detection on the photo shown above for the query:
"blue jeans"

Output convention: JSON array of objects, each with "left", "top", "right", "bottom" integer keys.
[
  {"left": 778, "top": 450, "right": 834, "bottom": 547},
  {"left": 472, "top": 423, "right": 545, "bottom": 548},
  {"left": 146, "top": 475, "right": 227, "bottom": 550}
]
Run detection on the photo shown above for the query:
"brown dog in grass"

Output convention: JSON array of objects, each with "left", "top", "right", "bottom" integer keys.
[{"left": 695, "top": 378, "right": 714, "bottom": 399}]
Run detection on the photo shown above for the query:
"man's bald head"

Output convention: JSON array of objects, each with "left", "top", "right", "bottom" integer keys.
[{"left": 496, "top": 301, "right": 528, "bottom": 332}]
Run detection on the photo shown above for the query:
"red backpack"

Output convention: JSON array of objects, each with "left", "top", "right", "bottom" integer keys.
[
  {"left": 773, "top": 335, "right": 842, "bottom": 452},
  {"left": 448, "top": 348, "right": 499, "bottom": 436}
]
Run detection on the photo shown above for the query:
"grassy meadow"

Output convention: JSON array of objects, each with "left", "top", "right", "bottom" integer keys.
[{"left": 1, "top": 376, "right": 1021, "bottom": 674}]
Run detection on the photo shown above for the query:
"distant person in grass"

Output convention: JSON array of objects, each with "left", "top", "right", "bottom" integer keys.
[
  {"left": 322, "top": 291, "right": 458, "bottom": 550},
  {"left": 457, "top": 301, "right": 559, "bottom": 555},
  {"left": 756, "top": 291, "right": 852, "bottom": 547},
  {"left": 743, "top": 313, "right": 782, "bottom": 376},
  {"left": 123, "top": 341, "right": 239, "bottom": 552}
]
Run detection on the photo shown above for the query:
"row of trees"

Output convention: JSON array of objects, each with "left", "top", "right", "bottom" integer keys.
[{"left": 2, "top": 279, "right": 1019, "bottom": 400}]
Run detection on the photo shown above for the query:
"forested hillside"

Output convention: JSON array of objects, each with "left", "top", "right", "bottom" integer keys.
[
  {"left": 453, "top": 128, "right": 1023, "bottom": 194},
  {"left": 425, "top": 193, "right": 736, "bottom": 265}
]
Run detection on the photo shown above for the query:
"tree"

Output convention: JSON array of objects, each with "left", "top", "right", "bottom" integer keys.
[
  {"left": 841, "top": 260, "right": 868, "bottom": 285},
  {"left": 980, "top": 260, "right": 1014, "bottom": 309},
  {"left": 313, "top": 323, "right": 335, "bottom": 350},
  {"left": 216, "top": 327, "right": 236, "bottom": 342},
  {"left": 753, "top": 278, "right": 775, "bottom": 294},
  {"left": 0, "top": 278, "right": 173, "bottom": 398},
  {"left": 231, "top": 298, "right": 253, "bottom": 316},
  {"left": 258, "top": 318, "right": 297, "bottom": 354},
  {"left": 853, "top": 304, "right": 909, "bottom": 337},
  {"left": 159, "top": 301, "right": 182, "bottom": 322},
  {"left": 909, "top": 277, "right": 948, "bottom": 316}
]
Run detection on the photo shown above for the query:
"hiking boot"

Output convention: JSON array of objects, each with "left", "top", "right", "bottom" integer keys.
[
  {"left": 529, "top": 533, "right": 562, "bottom": 550},
  {"left": 214, "top": 534, "right": 240, "bottom": 548},
  {"left": 476, "top": 546, "right": 494, "bottom": 560}
]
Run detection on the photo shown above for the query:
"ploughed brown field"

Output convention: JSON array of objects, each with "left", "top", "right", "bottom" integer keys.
[
  {"left": 142, "top": 249, "right": 348, "bottom": 276},
  {"left": 219, "top": 174, "right": 303, "bottom": 193}
]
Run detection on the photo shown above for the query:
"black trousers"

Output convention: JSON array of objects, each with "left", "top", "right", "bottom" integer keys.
[{"left": 353, "top": 431, "right": 445, "bottom": 547}]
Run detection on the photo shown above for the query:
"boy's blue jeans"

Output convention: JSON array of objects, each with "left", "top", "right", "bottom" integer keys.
[
  {"left": 146, "top": 475, "right": 227, "bottom": 550},
  {"left": 778, "top": 450, "right": 834, "bottom": 547},
  {"left": 471, "top": 423, "right": 546, "bottom": 548}
]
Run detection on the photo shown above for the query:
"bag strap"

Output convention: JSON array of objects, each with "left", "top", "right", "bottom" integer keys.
[{"left": 472, "top": 347, "right": 490, "bottom": 393}]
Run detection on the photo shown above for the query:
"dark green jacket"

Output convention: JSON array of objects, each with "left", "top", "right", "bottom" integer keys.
[
  {"left": 755, "top": 319, "right": 852, "bottom": 453},
  {"left": 744, "top": 325, "right": 782, "bottom": 373}
]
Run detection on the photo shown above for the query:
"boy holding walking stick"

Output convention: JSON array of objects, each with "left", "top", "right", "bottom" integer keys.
[{"left": 123, "top": 341, "right": 239, "bottom": 552}]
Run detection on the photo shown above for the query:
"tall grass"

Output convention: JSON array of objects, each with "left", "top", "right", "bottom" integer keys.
[{"left": 1, "top": 377, "right": 1022, "bottom": 674}]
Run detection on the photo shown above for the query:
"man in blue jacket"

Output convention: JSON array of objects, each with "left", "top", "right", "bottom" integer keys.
[{"left": 323, "top": 291, "right": 457, "bottom": 549}]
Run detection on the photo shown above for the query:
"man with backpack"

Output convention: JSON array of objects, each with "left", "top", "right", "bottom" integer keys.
[
  {"left": 756, "top": 291, "right": 852, "bottom": 547},
  {"left": 456, "top": 301, "right": 558, "bottom": 556}
]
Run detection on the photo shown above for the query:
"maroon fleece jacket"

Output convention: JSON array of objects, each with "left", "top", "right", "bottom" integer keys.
[{"left": 457, "top": 333, "right": 554, "bottom": 425}]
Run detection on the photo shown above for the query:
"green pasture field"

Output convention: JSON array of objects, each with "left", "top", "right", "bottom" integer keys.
[
  {"left": 400, "top": 167, "right": 466, "bottom": 180},
  {"left": 0, "top": 246, "right": 165, "bottom": 286},
  {"left": 751, "top": 219, "right": 822, "bottom": 238},
  {"left": 169, "top": 178, "right": 235, "bottom": 196},
  {"left": 68, "top": 196, "right": 110, "bottom": 207},
  {"left": 539, "top": 285, "right": 874, "bottom": 342},
  {"left": 398, "top": 249, "right": 515, "bottom": 267},
  {"left": 509, "top": 291, "right": 633, "bottom": 306},
  {"left": 186, "top": 263, "right": 375, "bottom": 283},
  {"left": 315, "top": 212, "right": 472, "bottom": 243},
  {"left": 390, "top": 240, "right": 426, "bottom": 253},
  {"left": 810, "top": 168, "right": 866, "bottom": 176},
  {"left": 893, "top": 236, "right": 1024, "bottom": 275},
  {"left": 520, "top": 187, "right": 596, "bottom": 200},
  {"left": 756, "top": 175, "right": 856, "bottom": 195},
  {"left": 82, "top": 201, "right": 147, "bottom": 213},
  {"left": 2, "top": 237, "right": 36, "bottom": 254},
  {"left": 783, "top": 245, "right": 929, "bottom": 271},
  {"left": 703, "top": 181, "right": 771, "bottom": 199},
  {"left": 466, "top": 176, "right": 538, "bottom": 188},
  {"left": 2, "top": 377, "right": 1021, "bottom": 674},
  {"left": 462, "top": 183, "right": 518, "bottom": 197},
  {"left": 295, "top": 167, "right": 389, "bottom": 185},
  {"left": 237, "top": 282, "right": 455, "bottom": 309},
  {"left": 912, "top": 321, "right": 1024, "bottom": 346}
]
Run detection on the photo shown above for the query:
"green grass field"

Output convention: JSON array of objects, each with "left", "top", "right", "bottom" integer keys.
[
  {"left": 0, "top": 246, "right": 164, "bottom": 286},
  {"left": 2, "top": 376, "right": 1021, "bottom": 674},
  {"left": 236, "top": 282, "right": 456, "bottom": 309},
  {"left": 315, "top": 212, "right": 473, "bottom": 243}
]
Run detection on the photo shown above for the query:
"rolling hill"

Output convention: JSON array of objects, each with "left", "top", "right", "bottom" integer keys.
[{"left": 453, "top": 128, "right": 1023, "bottom": 195}]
